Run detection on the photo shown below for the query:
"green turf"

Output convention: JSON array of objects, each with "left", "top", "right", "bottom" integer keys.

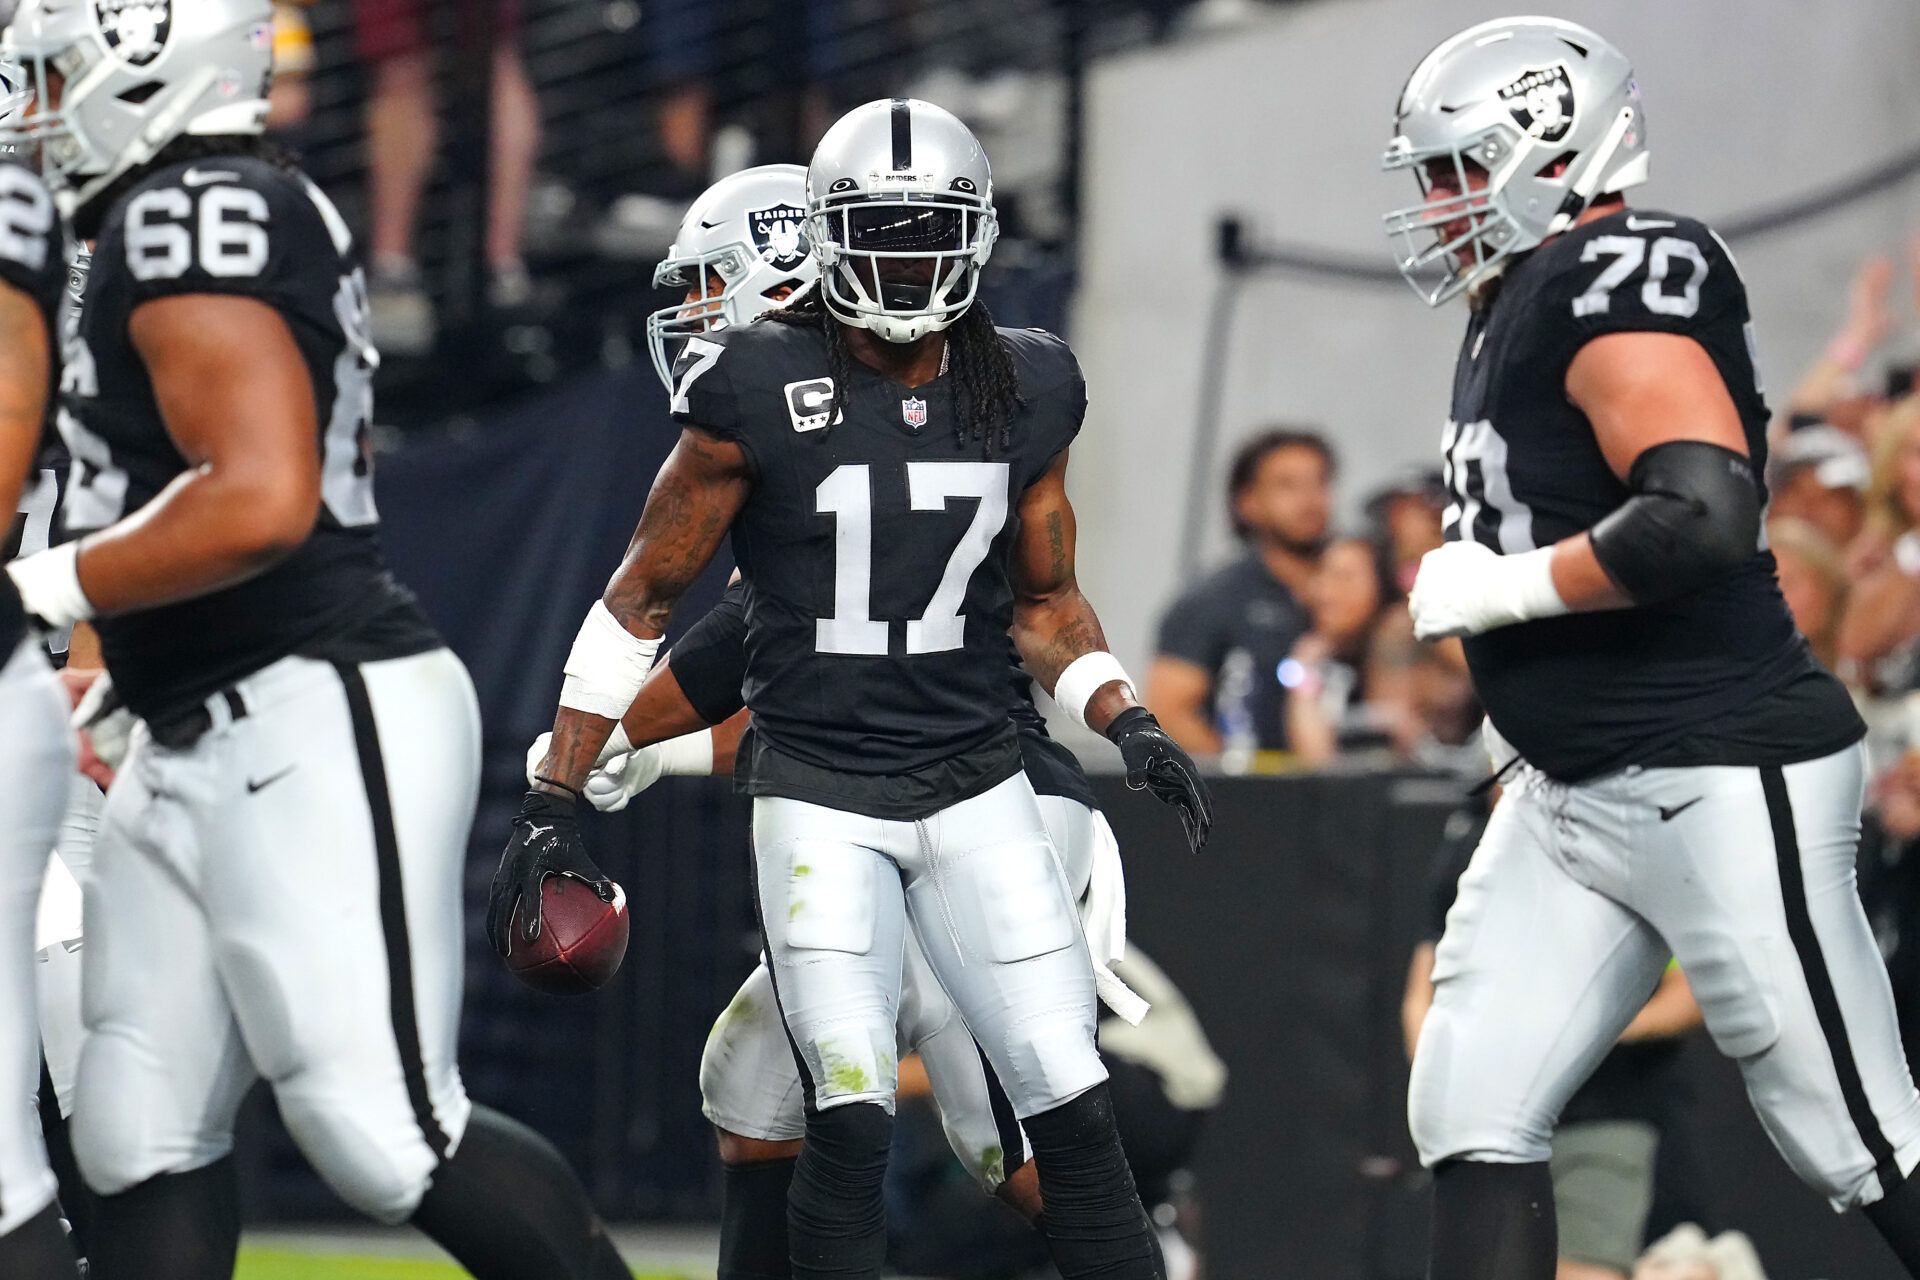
[{"left": 235, "top": 1248, "right": 693, "bottom": 1279}]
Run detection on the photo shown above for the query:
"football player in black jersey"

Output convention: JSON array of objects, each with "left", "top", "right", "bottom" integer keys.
[
  {"left": 0, "top": 5, "right": 631, "bottom": 1278},
  {"left": 503, "top": 99, "right": 1210, "bottom": 1280},
  {"left": 0, "top": 128, "right": 86, "bottom": 1277},
  {"left": 1383, "top": 18, "right": 1920, "bottom": 1279}
]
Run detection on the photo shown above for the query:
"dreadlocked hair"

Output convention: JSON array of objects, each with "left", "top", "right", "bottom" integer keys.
[
  {"left": 77, "top": 134, "right": 304, "bottom": 241},
  {"left": 761, "top": 289, "right": 1027, "bottom": 459}
]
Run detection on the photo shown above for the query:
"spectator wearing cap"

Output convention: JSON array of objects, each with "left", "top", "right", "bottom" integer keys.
[
  {"left": 1766, "top": 423, "right": 1869, "bottom": 552},
  {"left": 1144, "top": 428, "right": 1332, "bottom": 755}
]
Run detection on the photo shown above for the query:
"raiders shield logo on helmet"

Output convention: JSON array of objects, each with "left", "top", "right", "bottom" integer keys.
[
  {"left": 95, "top": 0, "right": 172, "bottom": 67},
  {"left": 749, "top": 204, "right": 809, "bottom": 271},
  {"left": 1498, "top": 64, "right": 1574, "bottom": 143}
]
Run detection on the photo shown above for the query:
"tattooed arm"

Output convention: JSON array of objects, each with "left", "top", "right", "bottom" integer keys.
[
  {"left": 1010, "top": 450, "right": 1137, "bottom": 733},
  {"left": 533, "top": 427, "right": 751, "bottom": 795}
]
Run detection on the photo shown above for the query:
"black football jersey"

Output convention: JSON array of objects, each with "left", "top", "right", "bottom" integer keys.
[
  {"left": 1448, "top": 208, "right": 1860, "bottom": 780},
  {"left": 670, "top": 318, "right": 1085, "bottom": 818},
  {"left": 669, "top": 579, "right": 1098, "bottom": 812},
  {"left": 0, "top": 163, "right": 73, "bottom": 660},
  {"left": 63, "top": 155, "right": 437, "bottom": 722}
]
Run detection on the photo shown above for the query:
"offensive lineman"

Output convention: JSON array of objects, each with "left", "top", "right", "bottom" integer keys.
[
  {"left": 499, "top": 99, "right": 1211, "bottom": 1280},
  {"left": 1385, "top": 17, "right": 1920, "bottom": 1278},
  {"left": 0, "top": 127, "right": 83, "bottom": 1278},
  {"left": 1, "top": 4, "right": 630, "bottom": 1277}
]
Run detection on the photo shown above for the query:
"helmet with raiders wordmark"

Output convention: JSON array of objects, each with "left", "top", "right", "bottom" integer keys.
[
  {"left": 2, "top": 0, "right": 273, "bottom": 216},
  {"left": 645, "top": 163, "right": 820, "bottom": 393},
  {"left": 1382, "top": 16, "right": 1648, "bottom": 305}
]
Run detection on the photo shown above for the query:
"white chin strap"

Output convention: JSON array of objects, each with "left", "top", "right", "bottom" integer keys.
[{"left": 1545, "top": 105, "right": 1636, "bottom": 236}]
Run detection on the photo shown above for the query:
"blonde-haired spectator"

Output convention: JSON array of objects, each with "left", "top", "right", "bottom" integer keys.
[
  {"left": 1768, "top": 517, "right": 1850, "bottom": 672},
  {"left": 1836, "top": 399, "right": 1920, "bottom": 686}
]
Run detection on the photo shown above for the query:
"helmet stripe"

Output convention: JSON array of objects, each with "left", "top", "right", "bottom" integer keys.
[{"left": 890, "top": 98, "right": 912, "bottom": 171}]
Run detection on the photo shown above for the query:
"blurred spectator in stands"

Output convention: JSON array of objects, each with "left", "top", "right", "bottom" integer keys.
[
  {"left": 1366, "top": 470, "right": 1447, "bottom": 595},
  {"left": 1408, "top": 801, "right": 1706, "bottom": 1280},
  {"left": 268, "top": 0, "right": 315, "bottom": 131},
  {"left": 1145, "top": 428, "right": 1332, "bottom": 755},
  {"left": 599, "top": 0, "right": 853, "bottom": 252},
  {"left": 1778, "top": 253, "right": 1897, "bottom": 441},
  {"left": 1282, "top": 535, "right": 1413, "bottom": 766},
  {"left": 1862, "top": 735, "right": 1920, "bottom": 1072},
  {"left": 1767, "top": 518, "right": 1850, "bottom": 673},
  {"left": 1764, "top": 425, "right": 1869, "bottom": 552},
  {"left": 1837, "top": 398, "right": 1920, "bottom": 689},
  {"left": 356, "top": 0, "right": 541, "bottom": 355}
]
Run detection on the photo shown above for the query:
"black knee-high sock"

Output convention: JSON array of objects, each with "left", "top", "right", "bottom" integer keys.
[
  {"left": 0, "top": 1201, "right": 81, "bottom": 1280},
  {"left": 721, "top": 1156, "right": 798, "bottom": 1280},
  {"left": 38, "top": 1059, "right": 93, "bottom": 1260},
  {"left": 1022, "top": 1084, "right": 1162, "bottom": 1279},
  {"left": 89, "top": 1156, "right": 241, "bottom": 1280},
  {"left": 1865, "top": 1170, "right": 1920, "bottom": 1273},
  {"left": 787, "top": 1102, "right": 891, "bottom": 1280},
  {"left": 409, "top": 1104, "right": 630, "bottom": 1280},
  {"left": 1429, "top": 1159, "right": 1556, "bottom": 1280}
]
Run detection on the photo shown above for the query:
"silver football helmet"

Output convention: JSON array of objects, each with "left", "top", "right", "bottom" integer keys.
[
  {"left": 2, "top": 0, "right": 273, "bottom": 216},
  {"left": 646, "top": 163, "right": 818, "bottom": 392},
  {"left": 1383, "top": 16, "right": 1649, "bottom": 305},
  {"left": 806, "top": 97, "right": 996, "bottom": 344}
]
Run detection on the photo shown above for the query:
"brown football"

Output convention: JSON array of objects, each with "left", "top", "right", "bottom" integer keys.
[{"left": 505, "top": 875, "right": 629, "bottom": 996}]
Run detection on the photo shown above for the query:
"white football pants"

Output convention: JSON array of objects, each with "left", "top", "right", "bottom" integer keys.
[
  {"left": 751, "top": 772, "right": 1107, "bottom": 1123},
  {"left": 704, "top": 792, "right": 1111, "bottom": 1189},
  {"left": 74, "top": 650, "right": 480, "bottom": 1224},
  {"left": 0, "top": 639, "right": 70, "bottom": 1235},
  {"left": 1410, "top": 743, "right": 1920, "bottom": 1210}
]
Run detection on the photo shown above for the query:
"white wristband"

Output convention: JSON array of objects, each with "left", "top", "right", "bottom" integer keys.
[
  {"left": 1500, "top": 545, "right": 1569, "bottom": 626},
  {"left": 655, "top": 729, "right": 715, "bottom": 777},
  {"left": 1053, "top": 651, "right": 1134, "bottom": 731},
  {"left": 558, "top": 600, "right": 661, "bottom": 720},
  {"left": 7, "top": 542, "right": 94, "bottom": 631}
]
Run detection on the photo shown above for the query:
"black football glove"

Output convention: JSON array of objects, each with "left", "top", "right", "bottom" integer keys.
[
  {"left": 486, "top": 788, "right": 617, "bottom": 957},
  {"left": 1105, "top": 706, "right": 1214, "bottom": 854}
]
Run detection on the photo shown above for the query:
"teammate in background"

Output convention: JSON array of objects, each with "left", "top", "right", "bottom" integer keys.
[
  {"left": 0, "top": 133, "right": 84, "bottom": 1280},
  {"left": 0, "top": 5, "right": 628, "bottom": 1277},
  {"left": 500, "top": 98, "right": 1210, "bottom": 1280},
  {"left": 1384, "top": 18, "right": 1920, "bottom": 1278},
  {"left": 11, "top": 244, "right": 107, "bottom": 1270}
]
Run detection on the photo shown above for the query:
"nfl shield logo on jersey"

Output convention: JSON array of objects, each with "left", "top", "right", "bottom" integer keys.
[
  {"left": 1497, "top": 64, "right": 1574, "bottom": 143},
  {"left": 749, "top": 204, "right": 809, "bottom": 271},
  {"left": 94, "top": 0, "right": 172, "bottom": 66},
  {"left": 901, "top": 397, "right": 928, "bottom": 430}
]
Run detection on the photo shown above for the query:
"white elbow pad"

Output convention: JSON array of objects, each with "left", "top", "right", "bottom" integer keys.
[{"left": 558, "top": 601, "right": 661, "bottom": 721}]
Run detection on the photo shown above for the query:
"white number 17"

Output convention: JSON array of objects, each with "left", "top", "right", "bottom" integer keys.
[{"left": 815, "top": 461, "right": 1010, "bottom": 656}]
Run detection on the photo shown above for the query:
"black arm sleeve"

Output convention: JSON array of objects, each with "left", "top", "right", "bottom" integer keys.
[
  {"left": 1589, "top": 440, "right": 1762, "bottom": 605},
  {"left": 668, "top": 581, "right": 750, "bottom": 725}
]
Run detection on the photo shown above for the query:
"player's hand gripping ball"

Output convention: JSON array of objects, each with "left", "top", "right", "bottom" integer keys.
[{"left": 487, "top": 788, "right": 629, "bottom": 995}]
